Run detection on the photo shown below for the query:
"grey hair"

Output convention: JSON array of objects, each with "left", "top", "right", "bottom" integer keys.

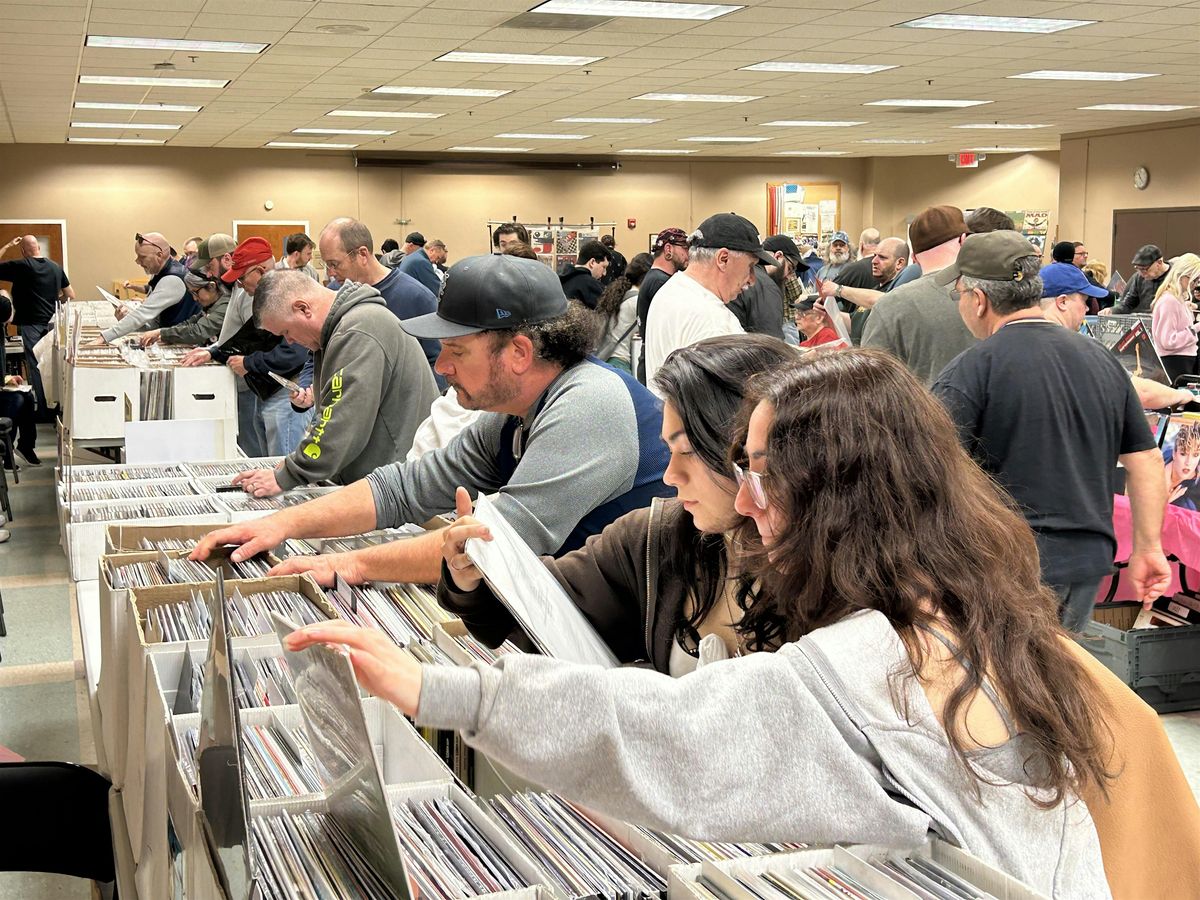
[
  {"left": 688, "top": 245, "right": 757, "bottom": 267},
  {"left": 321, "top": 216, "right": 374, "bottom": 255},
  {"left": 428, "top": 239, "right": 447, "bottom": 250},
  {"left": 960, "top": 256, "right": 1044, "bottom": 315},
  {"left": 253, "top": 269, "right": 322, "bottom": 328}
]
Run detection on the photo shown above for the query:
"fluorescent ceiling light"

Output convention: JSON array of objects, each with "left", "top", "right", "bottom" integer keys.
[
  {"left": 557, "top": 116, "right": 661, "bottom": 124},
  {"left": 75, "top": 101, "right": 201, "bottom": 112},
  {"left": 373, "top": 85, "right": 510, "bottom": 98},
  {"left": 71, "top": 121, "right": 180, "bottom": 130},
  {"left": 953, "top": 123, "right": 1048, "bottom": 129},
  {"left": 68, "top": 137, "right": 167, "bottom": 144},
  {"left": 79, "top": 74, "right": 229, "bottom": 88},
  {"left": 679, "top": 136, "right": 770, "bottom": 142},
  {"left": 495, "top": 132, "right": 589, "bottom": 139},
  {"left": 897, "top": 14, "right": 1094, "bottom": 33},
  {"left": 266, "top": 141, "right": 358, "bottom": 149},
  {"left": 531, "top": 0, "right": 741, "bottom": 19},
  {"left": 857, "top": 138, "right": 932, "bottom": 144},
  {"left": 328, "top": 110, "right": 444, "bottom": 119},
  {"left": 447, "top": 146, "right": 532, "bottom": 152},
  {"left": 618, "top": 148, "right": 697, "bottom": 154},
  {"left": 740, "top": 62, "right": 895, "bottom": 74},
  {"left": 761, "top": 120, "right": 864, "bottom": 127},
  {"left": 1080, "top": 103, "right": 1196, "bottom": 112},
  {"left": 293, "top": 127, "right": 396, "bottom": 136},
  {"left": 774, "top": 150, "right": 848, "bottom": 156},
  {"left": 1010, "top": 70, "right": 1157, "bottom": 81},
  {"left": 86, "top": 35, "right": 267, "bottom": 53},
  {"left": 962, "top": 146, "right": 1044, "bottom": 153},
  {"left": 866, "top": 98, "right": 990, "bottom": 108},
  {"left": 634, "top": 92, "right": 761, "bottom": 103},
  {"left": 435, "top": 51, "right": 602, "bottom": 66}
]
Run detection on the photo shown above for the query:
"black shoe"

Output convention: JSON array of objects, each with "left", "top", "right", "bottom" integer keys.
[{"left": 16, "top": 448, "right": 40, "bottom": 466}]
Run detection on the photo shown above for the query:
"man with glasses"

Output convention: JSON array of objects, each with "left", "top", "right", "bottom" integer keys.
[
  {"left": 930, "top": 230, "right": 1170, "bottom": 632},
  {"left": 635, "top": 227, "right": 690, "bottom": 383},
  {"left": 318, "top": 218, "right": 440, "bottom": 379},
  {"left": 94, "top": 232, "right": 198, "bottom": 344},
  {"left": 182, "top": 237, "right": 310, "bottom": 456},
  {"left": 643, "top": 213, "right": 777, "bottom": 396},
  {"left": 1107, "top": 244, "right": 1171, "bottom": 316}
]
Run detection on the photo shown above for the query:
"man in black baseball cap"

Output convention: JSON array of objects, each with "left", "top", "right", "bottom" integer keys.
[
  {"left": 398, "top": 229, "right": 441, "bottom": 295},
  {"left": 194, "top": 252, "right": 673, "bottom": 587},
  {"left": 1109, "top": 243, "right": 1170, "bottom": 315},
  {"left": 644, "top": 212, "right": 775, "bottom": 389},
  {"left": 761, "top": 234, "right": 810, "bottom": 346},
  {"left": 931, "top": 230, "right": 1169, "bottom": 631}
]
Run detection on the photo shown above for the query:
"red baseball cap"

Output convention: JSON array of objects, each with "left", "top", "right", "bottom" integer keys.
[{"left": 221, "top": 237, "right": 274, "bottom": 283}]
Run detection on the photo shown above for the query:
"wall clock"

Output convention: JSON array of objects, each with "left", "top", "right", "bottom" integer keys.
[{"left": 1134, "top": 166, "right": 1150, "bottom": 190}]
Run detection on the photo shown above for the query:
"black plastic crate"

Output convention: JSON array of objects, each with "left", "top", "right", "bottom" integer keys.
[{"left": 1078, "top": 602, "right": 1200, "bottom": 713}]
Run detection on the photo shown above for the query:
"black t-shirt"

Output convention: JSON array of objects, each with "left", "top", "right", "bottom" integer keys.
[
  {"left": 932, "top": 319, "right": 1156, "bottom": 584},
  {"left": 0, "top": 257, "right": 70, "bottom": 326},
  {"left": 832, "top": 256, "right": 879, "bottom": 291},
  {"left": 636, "top": 266, "right": 671, "bottom": 333}
]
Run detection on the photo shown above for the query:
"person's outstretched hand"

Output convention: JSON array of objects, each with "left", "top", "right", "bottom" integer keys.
[
  {"left": 268, "top": 551, "right": 364, "bottom": 588},
  {"left": 191, "top": 518, "right": 287, "bottom": 564},
  {"left": 284, "top": 619, "right": 423, "bottom": 716},
  {"left": 441, "top": 487, "right": 491, "bottom": 592}
]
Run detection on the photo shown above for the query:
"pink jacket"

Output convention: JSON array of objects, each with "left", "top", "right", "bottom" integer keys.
[{"left": 1151, "top": 291, "right": 1199, "bottom": 357}]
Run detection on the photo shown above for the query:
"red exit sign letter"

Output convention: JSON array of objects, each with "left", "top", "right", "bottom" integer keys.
[{"left": 956, "top": 152, "right": 979, "bottom": 168}]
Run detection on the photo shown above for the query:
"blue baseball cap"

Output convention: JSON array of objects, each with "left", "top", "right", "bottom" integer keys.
[{"left": 1039, "top": 262, "right": 1108, "bottom": 300}]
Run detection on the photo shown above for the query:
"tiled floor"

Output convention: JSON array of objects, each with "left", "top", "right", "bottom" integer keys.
[{"left": 0, "top": 425, "right": 1199, "bottom": 899}]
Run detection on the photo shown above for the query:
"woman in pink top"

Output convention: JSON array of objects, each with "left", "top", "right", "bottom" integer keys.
[{"left": 1150, "top": 253, "right": 1200, "bottom": 383}]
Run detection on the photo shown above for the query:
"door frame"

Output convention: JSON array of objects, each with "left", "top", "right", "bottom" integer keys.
[
  {"left": 1111, "top": 205, "right": 1200, "bottom": 268},
  {"left": 0, "top": 218, "right": 69, "bottom": 271}
]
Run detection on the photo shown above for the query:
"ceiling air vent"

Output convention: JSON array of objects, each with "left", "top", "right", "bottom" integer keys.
[{"left": 501, "top": 11, "right": 612, "bottom": 29}]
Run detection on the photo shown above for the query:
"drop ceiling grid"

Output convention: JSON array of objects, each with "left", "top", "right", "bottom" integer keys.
[{"left": 6, "top": 0, "right": 1195, "bottom": 154}]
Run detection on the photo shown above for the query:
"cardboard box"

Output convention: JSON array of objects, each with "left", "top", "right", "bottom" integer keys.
[
  {"left": 108, "top": 789, "right": 142, "bottom": 900},
  {"left": 121, "top": 574, "right": 334, "bottom": 862},
  {"left": 105, "top": 520, "right": 240, "bottom": 554},
  {"left": 65, "top": 363, "right": 141, "bottom": 440},
  {"left": 172, "top": 364, "right": 237, "bottom": 423},
  {"left": 66, "top": 495, "right": 228, "bottom": 582}
]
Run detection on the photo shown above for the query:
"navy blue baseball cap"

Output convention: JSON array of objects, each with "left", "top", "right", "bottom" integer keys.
[
  {"left": 1040, "top": 262, "right": 1108, "bottom": 300},
  {"left": 401, "top": 254, "right": 568, "bottom": 340}
]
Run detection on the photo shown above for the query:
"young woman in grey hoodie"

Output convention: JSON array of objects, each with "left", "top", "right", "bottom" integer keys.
[{"left": 286, "top": 349, "right": 1116, "bottom": 898}]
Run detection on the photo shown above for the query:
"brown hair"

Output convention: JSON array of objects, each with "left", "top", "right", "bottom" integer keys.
[
  {"left": 733, "top": 348, "right": 1112, "bottom": 807},
  {"left": 501, "top": 242, "right": 539, "bottom": 261}
]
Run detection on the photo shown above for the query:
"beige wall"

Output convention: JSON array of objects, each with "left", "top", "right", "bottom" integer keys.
[
  {"left": 0, "top": 142, "right": 1060, "bottom": 293},
  {"left": 1058, "top": 119, "right": 1200, "bottom": 268},
  {"left": 864, "top": 151, "right": 1061, "bottom": 244}
]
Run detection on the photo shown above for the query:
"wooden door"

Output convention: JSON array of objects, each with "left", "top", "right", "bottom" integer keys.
[
  {"left": 0, "top": 221, "right": 67, "bottom": 295},
  {"left": 1112, "top": 207, "right": 1200, "bottom": 276},
  {"left": 232, "top": 221, "right": 310, "bottom": 261}
]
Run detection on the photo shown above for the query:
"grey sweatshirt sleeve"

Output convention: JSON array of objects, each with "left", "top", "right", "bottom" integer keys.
[
  {"left": 369, "top": 369, "right": 641, "bottom": 554},
  {"left": 102, "top": 275, "right": 186, "bottom": 342},
  {"left": 160, "top": 295, "right": 228, "bottom": 346},
  {"left": 415, "top": 649, "right": 932, "bottom": 846},
  {"left": 276, "top": 330, "right": 385, "bottom": 491}
]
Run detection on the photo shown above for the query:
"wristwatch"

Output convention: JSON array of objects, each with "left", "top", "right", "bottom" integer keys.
[{"left": 834, "top": 284, "right": 845, "bottom": 300}]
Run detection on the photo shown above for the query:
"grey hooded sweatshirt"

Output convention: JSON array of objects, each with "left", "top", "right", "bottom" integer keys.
[
  {"left": 276, "top": 281, "right": 437, "bottom": 491},
  {"left": 416, "top": 609, "right": 1110, "bottom": 899}
]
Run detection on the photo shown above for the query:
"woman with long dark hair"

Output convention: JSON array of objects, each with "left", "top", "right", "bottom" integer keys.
[
  {"left": 435, "top": 333, "right": 793, "bottom": 671},
  {"left": 593, "top": 253, "right": 652, "bottom": 372},
  {"left": 287, "top": 348, "right": 1122, "bottom": 897}
]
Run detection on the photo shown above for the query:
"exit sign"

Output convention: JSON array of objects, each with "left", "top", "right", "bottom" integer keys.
[{"left": 956, "top": 152, "right": 979, "bottom": 168}]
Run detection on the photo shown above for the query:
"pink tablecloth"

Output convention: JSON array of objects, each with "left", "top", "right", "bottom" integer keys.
[{"left": 1101, "top": 494, "right": 1200, "bottom": 602}]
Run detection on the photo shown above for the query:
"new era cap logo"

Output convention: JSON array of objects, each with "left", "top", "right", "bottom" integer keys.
[{"left": 495, "top": 308, "right": 511, "bottom": 319}]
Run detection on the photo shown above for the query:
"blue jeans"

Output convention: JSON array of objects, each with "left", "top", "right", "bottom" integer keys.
[
  {"left": 1053, "top": 578, "right": 1104, "bottom": 633},
  {"left": 782, "top": 320, "right": 800, "bottom": 347},
  {"left": 236, "top": 389, "right": 267, "bottom": 458},
  {"left": 19, "top": 323, "right": 52, "bottom": 417},
  {"left": 260, "top": 388, "right": 314, "bottom": 457}
]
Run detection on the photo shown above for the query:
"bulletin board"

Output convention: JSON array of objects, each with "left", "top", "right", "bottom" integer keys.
[{"left": 766, "top": 183, "right": 841, "bottom": 244}]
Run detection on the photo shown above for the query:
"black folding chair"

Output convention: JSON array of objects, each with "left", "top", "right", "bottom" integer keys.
[{"left": 0, "top": 762, "right": 116, "bottom": 887}]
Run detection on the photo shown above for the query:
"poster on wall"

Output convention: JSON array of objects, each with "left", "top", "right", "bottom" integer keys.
[
  {"left": 529, "top": 230, "right": 554, "bottom": 255},
  {"left": 782, "top": 184, "right": 806, "bottom": 217},
  {"left": 1023, "top": 210, "right": 1050, "bottom": 234},
  {"left": 819, "top": 200, "right": 838, "bottom": 233},
  {"left": 767, "top": 182, "right": 841, "bottom": 240}
]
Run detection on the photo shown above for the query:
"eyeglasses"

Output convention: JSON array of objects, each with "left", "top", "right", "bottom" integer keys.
[
  {"left": 135, "top": 233, "right": 167, "bottom": 253},
  {"left": 236, "top": 265, "right": 265, "bottom": 286},
  {"left": 732, "top": 461, "right": 768, "bottom": 510}
]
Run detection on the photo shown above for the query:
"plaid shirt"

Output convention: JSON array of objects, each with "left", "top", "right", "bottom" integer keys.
[{"left": 783, "top": 274, "right": 804, "bottom": 320}]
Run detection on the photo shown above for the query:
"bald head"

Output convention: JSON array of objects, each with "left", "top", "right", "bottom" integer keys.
[
  {"left": 858, "top": 228, "right": 881, "bottom": 258},
  {"left": 19, "top": 235, "right": 41, "bottom": 258},
  {"left": 134, "top": 231, "right": 170, "bottom": 274},
  {"left": 871, "top": 236, "right": 910, "bottom": 284}
]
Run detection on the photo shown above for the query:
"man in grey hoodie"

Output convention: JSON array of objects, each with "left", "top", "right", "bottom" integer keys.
[{"left": 232, "top": 269, "right": 438, "bottom": 498}]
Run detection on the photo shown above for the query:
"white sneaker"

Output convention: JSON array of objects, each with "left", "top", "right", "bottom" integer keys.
[{"left": 0, "top": 529, "right": 10, "bottom": 543}]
